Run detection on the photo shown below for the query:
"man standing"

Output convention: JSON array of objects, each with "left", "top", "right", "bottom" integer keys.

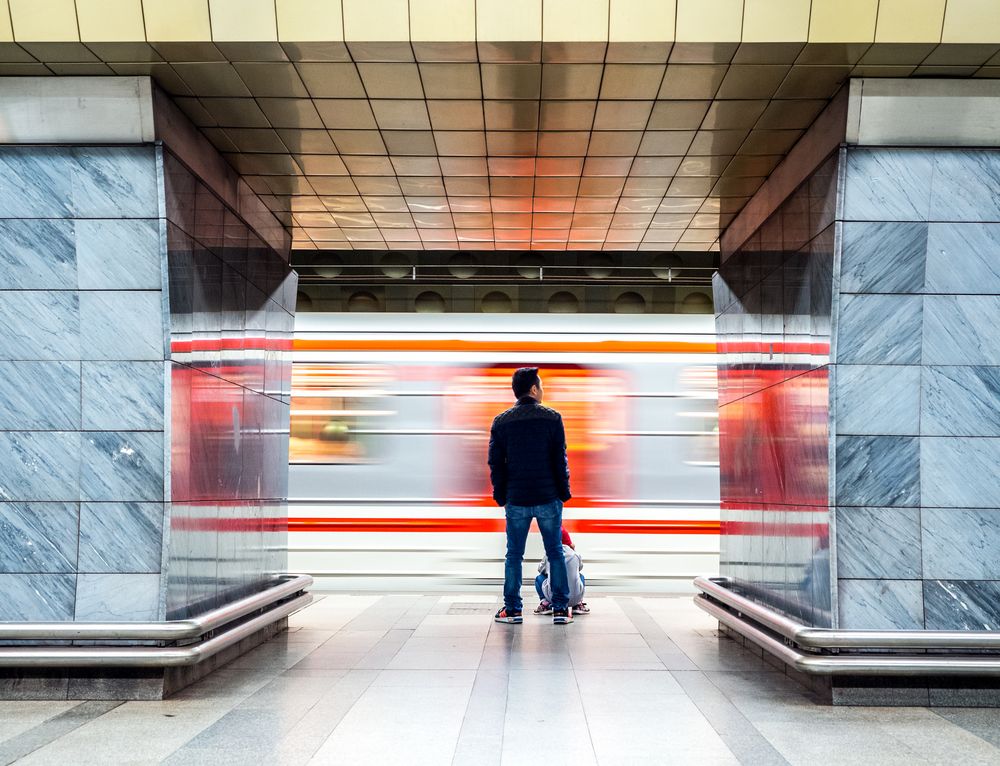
[{"left": 488, "top": 367, "right": 573, "bottom": 625}]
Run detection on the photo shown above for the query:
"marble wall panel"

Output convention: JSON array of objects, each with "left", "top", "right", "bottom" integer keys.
[
  {"left": 835, "top": 293, "right": 922, "bottom": 365},
  {"left": 0, "top": 503, "right": 79, "bottom": 574},
  {"left": 843, "top": 148, "right": 934, "bottom": 222},
  {"left": 70, "top": 147, "right": 159, "bottom": 219},
  {"left": 74, "top": 573, "right": 160, "bottom": 621},
  {"left": 79, "top": 291, "right": 165, "bottom": 361},
  {"left": 0, "top": 147, "right": 76, "bottom": 218},
  {"left": 836, "top": 435, "right": 920, "bottom": 507},
  {"left": 81, "top": 361, "right": 165, "bottom": 431},
  {"left": 840, "top": 222, "right": 927, "bottom": 294},
  {"left": 921, "top": 438, "right": 1000, "bottom": 509},
  {"left": 924, "top": 580, "right": 1000, "bottom": 631},
  {"left": 929, "top": 151, "right": 1000, "bottom": 224},
  {"left": 838, "top": 578, "right": 924, "bottom": 630},
  {"left": 0, "top": 291, "right": 80, "bottom": 361},
  {"left": 0, "top": 219, "right": 76, "bottom": 289},
  {"left": 75, "top": 219, "right": 162, "bottom": 291},
  {"left": 0, "top": 361, "right": 80, "bottom": 430},
  {"left": 80, "top": 431, "right": 164, "bottom": 503},
  {"left": 0, "top": 574, "right": 76, "bottom": 620},
  {"left": 78, "top": 503, "right": 164, "bottom": 574},
  {"left": 923, "top": 295, "right": 1000, "bottom": 365},
  {"left": 834, "top": 365, "right": 920, "bottom": 436},
  {"left": 836, "top": 507, "right": 921, "bottom": 579},
  {"left": 922, "top": 366, "right": 1000, "bottom": 437},
  {"left": 0, "top": 432, "right": 80, "bottom": 502},
  {"left": 924, "top": 223, "right": 1000, "bottom": 295},
  {"left": 921, "top": 508, "right": 1000, "bottom": 580}
]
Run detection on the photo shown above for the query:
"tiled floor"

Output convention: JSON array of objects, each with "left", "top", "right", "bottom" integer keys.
[{"left": 4, "top": 593, "right": 1000, "bottom": 765}]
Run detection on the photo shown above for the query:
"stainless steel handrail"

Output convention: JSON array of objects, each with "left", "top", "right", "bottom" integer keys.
[
  {"left": 696, "top": 596, "right": 1000, "bottom": 677},
  {"left": 0, "top": 574, "right": 313, "bottom": 641},
  {"left": 0, "top": 593, "right": 312, "bottom": 667},
  {"left": 695, "top": 576, "right": 1000, "bottom": 650}
]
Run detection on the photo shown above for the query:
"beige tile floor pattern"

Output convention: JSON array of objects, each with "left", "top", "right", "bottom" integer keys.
[{"left": 3, "top": 593, "right": 1000, "bottom": 765}]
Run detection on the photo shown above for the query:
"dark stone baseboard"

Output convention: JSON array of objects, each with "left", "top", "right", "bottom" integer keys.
[{"left": 0, "top": 618, "right": 287, "bottom": 701}]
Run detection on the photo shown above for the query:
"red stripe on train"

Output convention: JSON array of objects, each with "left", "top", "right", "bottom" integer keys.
[{"left": 286, "top": 518, "right": 721, "bottom": 534}]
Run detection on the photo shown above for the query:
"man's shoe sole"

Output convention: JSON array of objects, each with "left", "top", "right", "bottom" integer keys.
[
  {"left": 495, "top": 616, "right": 523, "bottom": 624},
  {"left": 552, "top": 616, "right": 573, "bottom": 625}
]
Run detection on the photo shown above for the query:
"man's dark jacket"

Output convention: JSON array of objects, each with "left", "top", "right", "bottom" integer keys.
[{"left": 487, "top": 396, "right": 571, "bottom": 507}]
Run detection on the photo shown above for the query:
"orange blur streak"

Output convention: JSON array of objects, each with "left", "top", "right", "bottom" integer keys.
[
  {"left": 287, "top": 517, "right": 720, "bottom": 535},
  {"left": 293, "top": 339, "right": 717, "bottom": 354}
]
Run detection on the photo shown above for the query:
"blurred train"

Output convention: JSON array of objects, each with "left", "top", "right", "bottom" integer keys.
[{"left": 289, "top": 313, "right": 720, "bottom": 593}]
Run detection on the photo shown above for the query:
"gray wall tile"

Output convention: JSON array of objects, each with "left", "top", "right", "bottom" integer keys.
[
  {"left": 836, "top": 435, "right": 919, "bottom": 507},
  {"left": 843, "top": 148, "right": 934, "bottom": 222},
  {"left": 81, "top": 361, "right": 165, "bottom": 431},
  {"left": 922, "top": 508, "right": 1000, "bottom": 580},
  {"left": 0, "top": 573, "right": 75, "bottom": 620},
  {"left": 71, "top": 147, "right": 159, "bottom": 219},
  {"left": 0, "top": 432, "right": 80, "bottom": 502},
  {"left": 922, "top": 438, "right": 1000, "bottom": 508},
  {"left": 0, "top": 291, "right": 80, "bottom": 361},
  {"left": 0, "top": 219, "right": 76, "bottom": 289},
  {"left": 840, "top": 221, "right": 927, "bottom": 294},
  {"left": 929, "top": 150, "right": 1000, "bottom": 224},
  {"left": 74, "top": 573, "right": 161, "bottom": 621},
  {"left": 0, "top": 361, "right": 80, "bottom": 430},
  {"left": 79, "top": 291, "right": 165, "bottom": 361},
  {"left": 76, "top": 219, "right": 163, "bottom": 290},
  {"left": 0, "top": 502, "right": 78, "bottom": 574},
  {"left": 838, "top": 578, "right": 924, "bottom": 629},
  {"left": 0, "top": 147, "right": 74, "bottom": 218},
  {"left": 923, "top": 295, "right": 1000, "bottom": 365},
  {"left": 78, "top": 503, "right": 164, "bottom": 574},
  {"left": 836, "top": 293, "right": 922, "bottom": 365},
  {"left": 834, "top": 364, "right": 920, "bottom": 436},
  {"left": 80, "top": 431, "right": 164, "bottom": 502},
  {"left": 836, "top": 507, "right": 921, "bottom": 579},
  {"left": 925, "top": 223, "right": 1000, "bottom": 295},
  {"left": 925, "top": 580, "right": 1000, "bottom": 630},
  {"left": 922, "top": 366, "right": 1000, "bottom": 437}
]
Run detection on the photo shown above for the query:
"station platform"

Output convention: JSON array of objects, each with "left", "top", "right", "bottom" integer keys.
[{"left": 2, "top": 593, "right": 999, "bottom": 766}]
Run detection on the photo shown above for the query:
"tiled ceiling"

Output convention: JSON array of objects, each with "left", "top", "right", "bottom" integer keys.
[{"left": 4, "top": 0, "right": 1000, "bottom": 251}]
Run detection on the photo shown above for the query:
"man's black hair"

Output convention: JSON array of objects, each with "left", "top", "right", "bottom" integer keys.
[{"left": 511, "top": 367, "right": 540, "bottom": 399}]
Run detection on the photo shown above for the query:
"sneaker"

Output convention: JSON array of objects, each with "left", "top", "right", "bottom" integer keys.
[
  {"left": 494, "top": 607, "right": 522, "bottom": 624},
  {"left": 573, "top": 602, "right": 590, "bottom": 614},
  {"left": 552, "top": 608, "right": 573, "bottom": 625},
  {"left": 534, "top": 601, "right": 553, "bottom": 615}
]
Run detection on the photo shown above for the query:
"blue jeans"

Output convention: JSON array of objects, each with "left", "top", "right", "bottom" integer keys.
[
  {"left": 504, "top": 500, "right": 569, "bottom": 611},
  {"left": 535, "top": 573, "right": 585, "bottom": 604}
]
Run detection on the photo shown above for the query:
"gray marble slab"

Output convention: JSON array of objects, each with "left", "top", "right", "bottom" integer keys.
[
  {"left": 924, "top": 580, "right": 1000, "bottom": 630},
  {"left": 79, "top": 290, "right": 165, "bottom": 361},
  {"left": 0, "top": 573, "right": 75, "bottom": 620},
  {"left": 835, "top": 507, "right": 921, "bottom": 579},
  {"left": 74, "top": 573, "right": 161, "bottom": 621},
  {"left": 835, "top": 435, "right": 920, "bottom": 507},
  {"left": 76, "top": 219, "right": 163, "bottom": 291},
  {"left": 0, "top": 432, "right": 80, "bottom": 502},
  {"left": 929, "top": 150, "right": 1000, "bottom": 224},
  {"left": 837, "top": 578, "right": 924, "bottom": 630},
  {"left": 0, "top": 219, "right": 76, "bottom": 290},
  {"left": 922, "top": 437, "right": 1000, "bottom": 508},
  {"left": 839, "top": 221, "right": 927, "bottom": 294},
  {"left": 71, "top": 146, "right": 159, "bottom": 219},
  {"left": 0, "top": 361, "right": 80, "bottom": 430},
  {"left": 922, "top": 508, "right": 1000, "bottom": 580},
  {"left": 0, "top": 291, "right": 80, "bottom": 361},
  {"left": 922, "top": 366, "right": 1000, "bottom": 437},
  {"left": 843, "top": 148, "right": 934, "bottom": 222},
  {"left": 834, "top": 364, "right": 920, "bottom": 436},
  {"left": 81, "top": 361, "right": 165, "bottom": 431},
  {"left": 925, "top": 223, "right": 1000, "bottom": 295},
  {"left": 0, "top": 502, "right": 78, "bottom": 574},
  {"left": 923, "top": 295, "right": 1000, "bottom": 365},
  {"left": 78, "top": 502, "right": 164, "bottom": 574},
  {"left": 836, "top": 293, "right": 922, "bottom": 365},
  {"left": 0, "top": 147, "right": 74, "bottom": 218},
  {"left": 80, "top": 431, "right": 164, "bottom": 503}
]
